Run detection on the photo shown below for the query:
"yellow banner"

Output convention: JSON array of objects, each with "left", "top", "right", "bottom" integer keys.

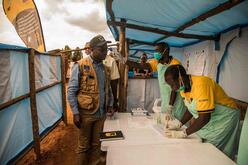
[{"left": 3, "top": 0, "right": 46, "bottom": 52}]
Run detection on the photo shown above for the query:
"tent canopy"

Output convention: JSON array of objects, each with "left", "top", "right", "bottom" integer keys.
[{"left": 105, "top": 0, "right": 248, "bottom": 58}]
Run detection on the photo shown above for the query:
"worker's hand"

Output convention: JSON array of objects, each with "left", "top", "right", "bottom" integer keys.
[
  {"left": 107, "top": 106, "right": 115, "bottom": 118},
  {"left": 112, "top": 52, "right": 126, "bottom": 64},
  {"left": 164, "top": 105, "right": 174, "bottom": 121},
  {"left": 73, "top": 114, "right": 82, "bottom": 129},
  {"left": 167, "top": 119, "right": 182, "bottom": 130},
  {"left": 165, "top": 129, "right": 187, "bottom": 139}
]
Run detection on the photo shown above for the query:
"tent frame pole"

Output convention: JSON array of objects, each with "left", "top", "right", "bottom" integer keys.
[
  {"left": 108, "top": 20, "right": 218, "bottom": 41},
  {"left": 61, "top": 54, "right": 68, "bottom": 125},
  {"left": 118, "top": 19, "right": 127, "bottom": 112},
  {"left": 28, "top": 48, "right": 41, "bottom": 160},
  {"left": 106, "top": 0, "right": 119, "bottom": 41}
]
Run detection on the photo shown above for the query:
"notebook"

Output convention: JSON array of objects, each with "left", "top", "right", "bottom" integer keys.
[{"left": 99, "top": 130, "right": 124, "bottom": 141}]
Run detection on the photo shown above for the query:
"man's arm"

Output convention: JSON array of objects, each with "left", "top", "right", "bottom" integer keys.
[
  {"left": 185, "top": 112, "right": 211, "bottom": 135},
  {"left": 67, "top": 64, "right": 82, "bottom": 128},
  {"left": 126, "top": 60, "right": 151, "bottom": 70},
  {"left": 67, "top": 64, "right": 80, "bottom": 115},
  {"left": 180, "top": 109, "right": 193, "bottom": 125},
  {"left": 112, "top": 52, "right": 151, "bottom": 70},
  {"left": 169, "top": 90, "right": 177, "bottom": 106}
]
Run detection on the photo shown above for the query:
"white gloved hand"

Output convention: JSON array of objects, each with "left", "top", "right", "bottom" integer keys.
[
  {"left": 165, "top": 129, "right": 187, "bottom": 139},
  {"left": 112, "top": 52, "right": 126, "bottom": 64},
  {"left": 164, "top": 105, "right": 174, "bottom": 121},
  {"left": 167, "top": 119, "right": 182, "bottom": 130}
]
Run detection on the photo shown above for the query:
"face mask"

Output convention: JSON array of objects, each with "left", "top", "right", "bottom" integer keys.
[
  {"left": 154, "top": 47, "right": 167, "bottom": 60},
  {"left": 176, "top": 66, "right": 185, "bottom": 92},
  {"left": 154, "top": 52, "right": 162, "bottom": 60},
  {"left": 176, "top": 85, "right": 185, "bottom": 92}
]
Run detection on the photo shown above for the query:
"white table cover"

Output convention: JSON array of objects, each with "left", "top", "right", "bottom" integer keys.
[
  {"left": 106, "top": 143, "right": 235, "bottom": 165},
  {"left": 101, "top": 113, "right": 202, "bottom": 151}
]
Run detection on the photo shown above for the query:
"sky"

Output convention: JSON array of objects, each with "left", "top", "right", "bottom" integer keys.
[{"left": 0, "top": 0, "right": 115, "bottom": 51}]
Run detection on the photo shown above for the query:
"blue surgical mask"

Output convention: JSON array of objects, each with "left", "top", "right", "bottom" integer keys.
[{"left": 154, "top": 52, "right": 162, "bottom": 60}]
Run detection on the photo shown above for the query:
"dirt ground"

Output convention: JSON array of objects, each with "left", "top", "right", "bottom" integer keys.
[{"left": 17, "top": 98, "right": 78, "bottom": 165}]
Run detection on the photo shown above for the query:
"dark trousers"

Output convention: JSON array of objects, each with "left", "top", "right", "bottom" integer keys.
[{"left": 77, "top": 115, "right": 106, "bottom": 165}]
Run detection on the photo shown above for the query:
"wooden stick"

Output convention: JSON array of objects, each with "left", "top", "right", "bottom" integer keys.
[
  {"left": 123, "top": 40, "right": 129, "bottom": 112},
  {"left": 36, "top": 81, "right": 61, "bottom": 93},
  {"left": 129, "top": 39, "right": 156, "bottom": 46},
  {"left": 0, "top": 81, "right": 61, "bottom": 111},
  {"left": 28, "top": 49, "right": 41, "bottom": 160},
  {"left": 118, "top": 19, "right": 127, "bottom": 112},
  {"left": 0, "top": 94, "right": 30, "bottom": 111},
  {"left": 60, "top": 43, "right": 117, "bottom": 53},
  {"left": 108, "top": 21, "right": 218, "bottom": 41},
  {"left": 60, "top": 55, "right": 68, "bottom": 125},
  {"left": 106, "top": 0, "right": 119, "bottom": 41}
]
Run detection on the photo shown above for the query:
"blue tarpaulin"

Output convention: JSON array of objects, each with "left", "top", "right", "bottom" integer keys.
[
  {"left": 0, "top": 43, "right": 63, "bottom": 164},
  {"left": 105, "top": 0, "right": 248, "bottom": 57}
]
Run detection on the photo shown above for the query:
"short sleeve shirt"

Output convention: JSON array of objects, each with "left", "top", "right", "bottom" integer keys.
[
  {"left": 103, "top": 55, "right": 120, "bottom": 80},
  {"left": 180, "top": 76, "right": 237, "bottom": 114},
  {"left": 147, "top": 59, "right": 158, "bottom": 72},
  {"left": 170, "top": 58, "right": 181, "bottom": 65}
]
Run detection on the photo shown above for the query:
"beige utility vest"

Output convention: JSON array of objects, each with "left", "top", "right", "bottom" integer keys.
[{"left": 77, "top": 57, "right": 111, "bottom": 115}]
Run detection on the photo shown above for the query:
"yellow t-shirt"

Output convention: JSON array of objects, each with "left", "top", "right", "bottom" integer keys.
[
  {"left": 170, "top": 58, "right": 181, "bottom": 65},
  {"left": 180, "top": 75, "right": 237, "bottom": 114},
  {"left": 147, "top": 57, "right": 181, "bottom": 72},
  {"left": 147, "top": 59, "right": 158, "bottom": 72}
]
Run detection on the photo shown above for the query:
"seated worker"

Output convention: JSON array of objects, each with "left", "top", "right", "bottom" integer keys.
[
  {"left": 133, "top": 53, "right": 152, "bottom": 77},
  {"left": 164, "top": 64, "right": 240, "bottom": 159}
]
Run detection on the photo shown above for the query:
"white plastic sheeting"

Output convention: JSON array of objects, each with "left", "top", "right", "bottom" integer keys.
[
  {"left": 127, "top": 79, "right": 160, "bottom": 112},
  {"left": 181, "top": 27, "right": 248, "bottom": 102},
  {"left": 0, "top": 50, "right": 29, "bottom": 104},
  {"left": 219, "top": 27, "right": 248, "bottom": 102},
  {"left": 35, "top": 54, "right": 61, "bottom": 89}
]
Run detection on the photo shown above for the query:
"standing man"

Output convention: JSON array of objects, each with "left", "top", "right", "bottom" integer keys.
[
  {"left": 67, "top": 35, "right": 113, "bottom": 165},
  {"left": 84, "top": 42, "right": 91, "bottom": 58},
  {"left": 113, "top": 42, "right": 186, "bottom": 122},
  {"left": 154, "top": 42, "right": 186, "bottom": 122},
  {"left": 133, "top": 53, "right": 152, "bottom": 77},
  {"left": 103, "top": 50, "right": 120, "bottom": 112}
]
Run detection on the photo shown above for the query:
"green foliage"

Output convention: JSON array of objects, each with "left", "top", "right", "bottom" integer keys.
[{"left": 64, "top": 45, "right": 72, "bottom": 61}]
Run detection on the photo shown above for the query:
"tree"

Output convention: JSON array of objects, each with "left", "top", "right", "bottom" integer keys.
[{"left": 64, "top": 45, "right": 72, "bottom": 61}]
